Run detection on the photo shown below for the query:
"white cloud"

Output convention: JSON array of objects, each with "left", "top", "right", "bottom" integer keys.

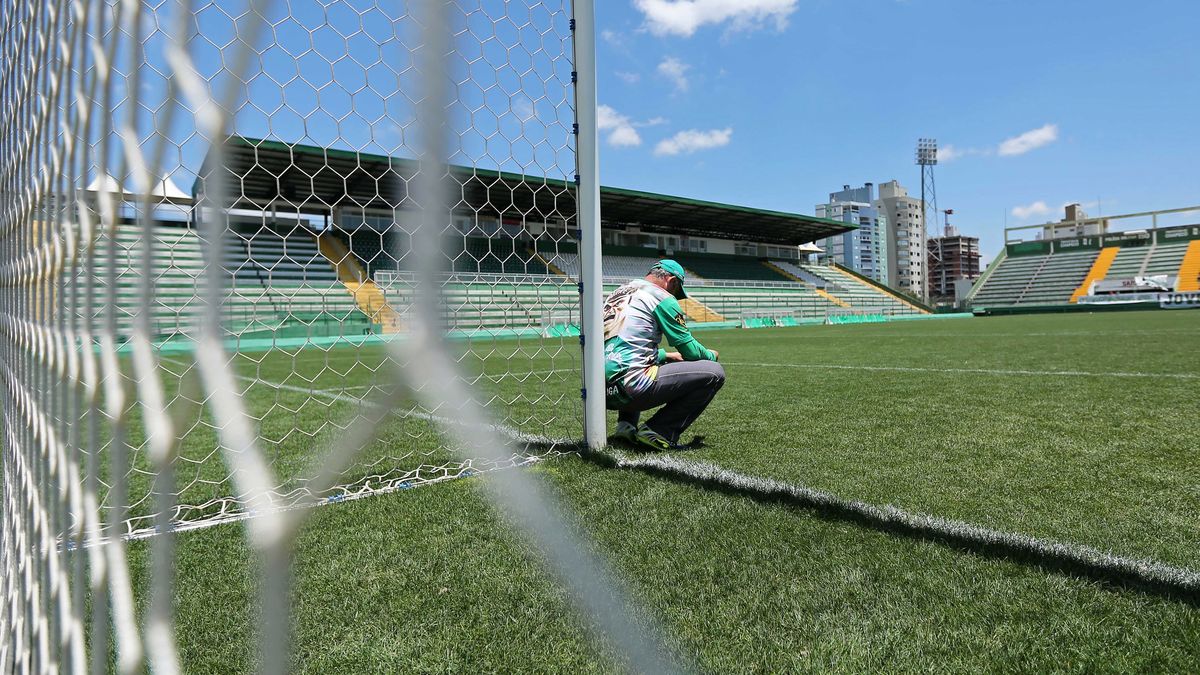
[
  {"left": 657, "top": 57, "right": 690, "bottom": 92},
  {"left": 511, "top": 95, "right": 535, "bottom": 122},
  {"left": 597, "top": 105, "right": 642, "bottom": 147},
  {"left": 639, "top": 116, "right": 668, "bottom": 127},
  {"left": 654, "top": 127, "right": 732, "bottom": 156},
  {"left": 635, "top": 0, "right": 798, "bottom": 37},
  {"left": 937, "top": 144, "right": 992, "bottom": 163},
  {"left": 1011, "top": 200, "right": 1052, "bottom": 220},
  {"left": 998, "top": 123, "right": 1059, "bottom": 156},
  {"left": 938, "top": 144, "right": 963, "bottom": 162},
  {"left": 615, "top": 71, "right": 641, "bottom": 84}
]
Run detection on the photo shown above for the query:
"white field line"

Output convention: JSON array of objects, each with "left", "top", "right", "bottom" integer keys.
[
  {"left": 603, "top": 451, "right": 1200, "bottom": 596},
  {"left": 727, "top": 361, "right": 1200, "bottom": 380}
]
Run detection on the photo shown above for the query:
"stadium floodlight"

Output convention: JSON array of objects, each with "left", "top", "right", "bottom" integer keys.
[
  {"left": 916, "top": 138, "right": 938, "bottom": 166},
  {"left": 0, "top": 0, "right": 672, "bottom": 672}
]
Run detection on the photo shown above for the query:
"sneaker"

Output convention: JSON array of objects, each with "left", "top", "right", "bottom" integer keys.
[
  {"left": 613, "top": 421, "right": 638, "bottom": 443},
  {"left": 634, "top": 425, "right": 683, "bottom": 452}
]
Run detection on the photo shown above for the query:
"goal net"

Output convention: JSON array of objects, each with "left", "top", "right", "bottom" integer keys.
[{"left": 0, "top": 0, "right": 665, "bottom": 672}]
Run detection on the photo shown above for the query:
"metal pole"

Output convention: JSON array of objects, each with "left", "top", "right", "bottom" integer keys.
[
  {"left": 573, "top": 0, "right": 605, "bottom": 449},
  {"left": 920, "top": 172, "right": 926, "bottom": 302}
]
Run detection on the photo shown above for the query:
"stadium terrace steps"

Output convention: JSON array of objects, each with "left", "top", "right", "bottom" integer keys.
[
  {"left": 538, "top": 252, "right": 661, "bottom": 279},
  {"left": 684, "top": 286, "right": 838, "bottom": 320},
  {"left": 317, "top": 233, "right": 402, "bottom": 333},
  {"left": 1177, "top": 241, "right": 1200, "bottom": 291},
  {"left": 815, "top": 288, "right": 850, "bottom": 308},
  {"left": 678, "top": 298, "right": 725, "bottom": 323},
  {"left": 670, "top": 252, "right": 792, "bottom": 282},
  {"left": 830, "top": 264, "right": 930, "bottom": 314},
  {"left": 769, "top": 260, "right": 834, "bottom": 289},
  {"left": 1143, "top": 242, "right": 1192, "bottom": 277},
  {"left": 971, "top": 250, "right": 1099, "bottom": 307},
  {"left": 88, "top": 223, "right": 369, "bottom": 339},
  {"left": 1071, "top": 246, "right": 1119, "bottom": 302},
  {"left": 378, "top": 281, "right": 580, "bottom": 333},
  {"left": 531, "top": 249, "right": 566, "bottom": 276},
  {"left": 763, "top": 260, "right": 803, "bottom": 283},
  {"left": 338, "top": 232, "right": 553, "bottom": 277},
  {"left": 782, "top": 262, "right": 925, "bottom": 315},
  {"left": 1102, "top": 246, "right": 1152, "bottom": 281}
]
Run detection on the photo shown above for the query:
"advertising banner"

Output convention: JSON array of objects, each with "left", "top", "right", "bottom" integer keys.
[
  {"left": 1006, "top": 240, "right": 1051, "bottom": 257},
  {"left": 1159, "top": 292, "right": 1200, "bottom": 310},
  {"left": 1052, "top": 236, "right": 1101, "bottom": 253},
  {"left": 1156, "top": 225, "right": 1200, "bottom": 244},
  {"left": 1101, "top": 231, "right": 1153, "bottom": 248}
]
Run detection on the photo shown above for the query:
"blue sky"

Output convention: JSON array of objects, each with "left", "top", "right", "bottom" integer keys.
[
  {"left": 592, "top": 0, "right": 1200, "bottom": 262},
  {"left": 118, "top": 0, "right": 1198, "bottom": 264}
]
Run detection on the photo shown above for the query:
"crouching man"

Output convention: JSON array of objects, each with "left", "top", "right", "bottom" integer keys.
[{"left": 603, "top": 259, "right": 725, "bottom": 451}]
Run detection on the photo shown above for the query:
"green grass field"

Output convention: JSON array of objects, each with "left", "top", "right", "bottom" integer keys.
[{"left": 125, "top": 310, "right": 1200, "bottom": 672}]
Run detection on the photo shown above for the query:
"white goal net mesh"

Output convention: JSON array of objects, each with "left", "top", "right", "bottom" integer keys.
[{"left": 0, "top": 0, "right": 674, "bottom": 672}]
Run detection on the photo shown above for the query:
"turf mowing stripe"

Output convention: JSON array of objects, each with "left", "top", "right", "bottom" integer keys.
[
  {"left": 727, "top": 361, "right": 1200, "bottom": 379},
  {"left": 591, "top": 450, "right": 1200, "bottom": 601}
]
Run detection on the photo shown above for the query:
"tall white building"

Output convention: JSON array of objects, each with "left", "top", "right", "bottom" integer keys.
[
  {"left": 875, "top": 180, "right": 925, "bottom": 298},
  {"left": 816, "top": 184, "right": 888, "bottom": 284}
]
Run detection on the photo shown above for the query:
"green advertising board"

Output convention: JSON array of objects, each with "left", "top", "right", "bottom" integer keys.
[
  {"left": 1101, "top": 231, "right": 1153, "bottom": 248},
  {"left": 1156, "top": 224, "right": 1200, "bottom": 244},
  {"left": 1006, "top": 240, "right": 1051, "bottom": 257},
  {"left": 1051, "top": 236, "right": 1101, "bottom": 253}
]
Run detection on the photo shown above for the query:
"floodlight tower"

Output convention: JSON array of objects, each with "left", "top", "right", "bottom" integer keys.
[{"left": 915, "top": 138, "right": 939, "bottom": 302}]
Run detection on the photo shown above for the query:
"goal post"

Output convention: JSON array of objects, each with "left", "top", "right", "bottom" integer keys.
[{"left": 573, "top": 0, "right": 607, "bottom": 450}]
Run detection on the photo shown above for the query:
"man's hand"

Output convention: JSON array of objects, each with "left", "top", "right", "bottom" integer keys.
[
  {"left": 709, "top": 349, "right": 719, "bottom": 361},
  {"left": 664, "top": 351, "right": 684, "bottom": 362}
]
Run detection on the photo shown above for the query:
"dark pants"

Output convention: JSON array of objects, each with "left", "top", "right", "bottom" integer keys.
[{"left": 609, "top": 360, "right": 726, "bottom": 443}]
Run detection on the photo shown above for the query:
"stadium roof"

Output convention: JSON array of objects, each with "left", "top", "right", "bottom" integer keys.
[{"left": 196, "top": 136, "right": 853, "bottom": 246}]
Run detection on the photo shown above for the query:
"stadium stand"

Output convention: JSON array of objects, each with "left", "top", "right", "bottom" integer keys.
[
  {"left": 536, "top": 242, "right": 666, "bottom": 280},
  {"left": 1140, "top": 242, "right": 1192, "bottom": 277},
  {"left": 781, "top": 261, "right": 925, "bottom": 315},
  {"left": 458, "top": 236, "right": 550, "bottom": 275},
  {"left": 1101, "top": 246, "right": 1153, "bottom": 280},
  {"left": 337, "top": 229, "right": 551, "bottom": 276},
  {"left": 91, "top": 222, "right": 204, "bottom": 338},
  {"left": 970, "top": 250, "right": 1099, "bottom": 306},
  {"left": 90, "top": 222, "right": 368, "bottom": 339},
  {"left": 541, "top": 252, "right": 665, "bottom": 280},
  {"left": 1178, "top": 241, "right": 1200, "bottom": 291},
  {"left": 670, "top": 252, "right": 792, "bottom": 282},
  {"left": 685, "top": 286, "right": 836, "bottom": 320},
  {"left": 377, "top": 279, "right": 579, "bottom": 335},
  {"left": 225, "top": 224, "right": 367, "bottom": 337},
  {"left": 91, "top": 224, "right": 933, "bottom": 338},
  {"left": 1070, "top": 247, "right": 1119, "bottom": 302}
]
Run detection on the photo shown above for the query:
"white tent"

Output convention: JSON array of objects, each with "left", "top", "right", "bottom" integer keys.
[
  {"left": 151, "top": 176, "right": 189, "bottom": 200},
  {"left": 85, "top": 173, "right": 124, "bottom": 194}
]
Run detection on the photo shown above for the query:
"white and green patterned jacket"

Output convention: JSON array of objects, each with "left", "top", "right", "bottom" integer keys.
[{"left": 602, "top": 279, "right": 717, "bottom": 405}]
